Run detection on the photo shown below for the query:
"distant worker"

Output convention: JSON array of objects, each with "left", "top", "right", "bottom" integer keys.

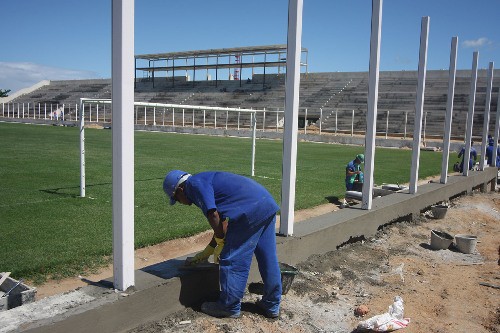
[
  {"left": 163, "top": 170, "right": 282, "bottom": 319},
  {"left": 486, "top": 136, "right": 500, "bottom": 167},
  {"left": 457, "top": 141, "right": 477, "bottom": 173},
  {"left": 345, "top": 154, "right": 364, "bottom": 191}
]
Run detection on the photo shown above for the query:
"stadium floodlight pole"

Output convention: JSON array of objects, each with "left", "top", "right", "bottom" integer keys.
[
  {"left": 362, "top": 0, "right": 382, "bottom": 210},
  {"left": 112, "top": 0, "right": 135, "bottom": 291},
  {"left": 409, "top": 16, "right": 429, "bottom": 194},
  {"left": 463, "top": 51, "right": 479, "bottom": 177},
  {"left": 479, "top": 62, "right": 494, "bottom": 171},
  {"left": 440, "top": 36, "right": 458, "bottom": 184},
  {"left": 79, "top": 99, "right": 85, "bottom": 198},
  {"left": 280, "top": 0, "right": 303, "bottom": 236},
  {"left": 492, "top": 92, "right": 500, "bottom": 166}
]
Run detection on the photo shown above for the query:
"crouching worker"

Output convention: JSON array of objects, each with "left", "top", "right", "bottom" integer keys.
[
  {"left": 163, "top": 170, "right": 282, "bottom": 319},
  {"left": 345, "top": 154, "right": 364, "bottom": 191}
]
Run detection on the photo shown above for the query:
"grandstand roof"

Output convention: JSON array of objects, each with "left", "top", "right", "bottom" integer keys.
[{"left": 134, "top": 44, "right": 309, "bottom": 78}]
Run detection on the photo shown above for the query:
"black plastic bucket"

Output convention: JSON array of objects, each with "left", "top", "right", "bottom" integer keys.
[{"left": 279, "top": 262, "right": 298, "bottom": 295}]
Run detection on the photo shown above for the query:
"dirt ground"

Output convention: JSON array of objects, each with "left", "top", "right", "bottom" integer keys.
[{"left": 34, "top": 188, "right": 499, "bottom": 333}]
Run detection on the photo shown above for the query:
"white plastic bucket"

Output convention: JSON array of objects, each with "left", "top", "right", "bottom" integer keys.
[{"left": 455, "top": 234, "right": 477, "bottom": 254}]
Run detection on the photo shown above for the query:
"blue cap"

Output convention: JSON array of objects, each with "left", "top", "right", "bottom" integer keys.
[{"left": 163, "top": 170, "right": 191, "bottom": 205}]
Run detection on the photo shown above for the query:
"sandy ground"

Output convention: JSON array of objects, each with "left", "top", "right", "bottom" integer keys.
[
  {"left": 124, "top": 190, "right": 499, "bottom": 333},
  {"left": 31, "top": 185, "right": 499, "bottom": 333}
]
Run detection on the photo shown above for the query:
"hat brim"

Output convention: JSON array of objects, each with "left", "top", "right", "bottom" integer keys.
[{"left": 169, "top": 196, "right": 176, "bottom": 205}]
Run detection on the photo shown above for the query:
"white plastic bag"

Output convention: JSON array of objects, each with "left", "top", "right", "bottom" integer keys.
[{"left": 357, "top": 296, "right": 410, "bottom": 332}]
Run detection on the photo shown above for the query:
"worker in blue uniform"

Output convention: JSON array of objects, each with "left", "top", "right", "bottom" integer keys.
[
  {"left": 457, "top": 141, "right": 477, "bottom": 172},
  {"left": 163, "top": 170, "right": 282, "bottom": 319},
  {"left": 486, "top": 136, "right": 500, "bottom": 167},
  {"left": 345, "top": 154, "right": 364, "bottom": 191}
]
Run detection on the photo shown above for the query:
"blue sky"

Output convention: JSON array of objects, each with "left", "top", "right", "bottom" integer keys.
[{"left": 2, "top": 0, "right": 499, "bottom": 93}]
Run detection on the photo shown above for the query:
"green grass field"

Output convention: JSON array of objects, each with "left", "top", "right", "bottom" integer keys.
[{"left": 0, "top": 122, "right": 457, "bottom": 283}]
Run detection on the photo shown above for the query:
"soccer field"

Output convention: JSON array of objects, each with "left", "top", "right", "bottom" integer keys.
[{"left": 0, "top": 122, "right": 452, "bottom": 282}]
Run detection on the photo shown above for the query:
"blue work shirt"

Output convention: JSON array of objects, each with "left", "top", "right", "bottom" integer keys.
[
  {"left": 183, "top": 171, "right": 279, "bottom": 226},
  {"left": 345, "top": 160, "right": 361, "bottom": 184}
]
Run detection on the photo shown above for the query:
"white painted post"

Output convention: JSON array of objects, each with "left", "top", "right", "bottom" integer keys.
[
  {"left": 280, "top": 0, "right": 303, "bottom": 236},
  {"left": 319, "top": 108, "right": 323, "bottom": 134},
  {"left": 153, "top": 107, "right": 156, "bottom": 126},
  {"left": 492, "top": 92, "right": 500, "bottom": 166},
  {"left": 38, "top": 103, "right": 41, "bottom": 119},
  {"left": 335, "top": 109, "right": 338, "bottom": 134},
  {"left": 89, "top": 105, "right": 92, "bottom": 122},
  {"left": 463, "top": 51, "right": 479, "bottom": 177},
  {"left": 103, "top": 104, "right": 106, "bottom": 122},
  {"left": 304, "top": 108, "right": 308, "bottom": 134},
  {"left": 62, "top": 104, "right": 65, "bottom": 121},
  {"left": 17, "top": 103, "right": 19, "bottom": 118},
  {"left": 144, "top": 106, "right": 147, "bottom": 125},
  {"left": 192, "top": 109, "right": 194, "bottom": 128},
  {"left": 351, "top": 109, "right": 354, "bottom": 136},
  {"left": 225, "top": 110, "right": 228, "bottom": 129},
  {"left": 263, "top": 109, "right": 266, "bottom": 130},
  {"left": 251, "top": 113, "right": 257, "bottom": 176},
  {"left": 404, "top": 111, "right": 408, "bottom": 139},
  {"left": 423, "top": 111, "right": 427, "bottom": 145},
  {"left": 479, "top": 62, "right": 494, "bottom": 170},
  {"left": 214, "top": 110, "right": 217, "bottom": 128},
  {"left": 203, "top": 109, "right": 206, "bottom": 127},
  {"left": 183, "top": 109, "right": 185, "bottom": 127},
  {"left": 45, "top": 103, "right": 47, "bottom": 119},
  {"left": 22, "top": 103, "right": 25, "bottom": 118},
  {"left": 96, "top": 104, "right": 99, "bottom": 122},
  {"left": 409, "top": 16, "right": 429, "bottom": 194},
  {"left": 362, "top": 0, "right": 383, "bottom": 210},
  {"left": 112, "top": 0, "right": 135, "bottom": 291},
  {"left": 135, "top": 106, "right": 137, "bottom": 124},
  {"left": 385, "top": 110, "right": 389, "bottom": 139},
  {"left": 80, "top": 101, "right": 85, "bottom": 198},
  {"left": 440, "top": 37, "right": 458, "bottom": 184},
  {"left": 172, "top": 108, "right": 175, "bottom": 127}
]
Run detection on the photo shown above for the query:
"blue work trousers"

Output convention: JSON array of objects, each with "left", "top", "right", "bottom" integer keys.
[{"left": 218, "top": 214, "right": 281, "bottom": 315}]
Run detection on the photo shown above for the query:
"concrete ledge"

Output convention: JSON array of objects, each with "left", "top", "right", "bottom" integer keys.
[{"left": 22, "top": 168, "right": 497, "bottom": 333}]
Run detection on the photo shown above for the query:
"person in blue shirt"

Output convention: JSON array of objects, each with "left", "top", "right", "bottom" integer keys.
[
  {"left": 457, "top": 141, "right": 477, "bottom": 172},
  {"left": 486, "top": 136, "right": 500, "bottom": 167},
  {"left": 345, "top": 154, "right": 364, "bottom": 191},
  {"left": 163, "top": 170, "right": 282, "bottom": 319}
]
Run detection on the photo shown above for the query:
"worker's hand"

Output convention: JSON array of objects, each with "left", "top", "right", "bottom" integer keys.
[
  {"left": 213, "top": 236, "right": 225, "bottom": 264},
  {"left": 185, "top": 244, "right": 215, "bottom": 266}
]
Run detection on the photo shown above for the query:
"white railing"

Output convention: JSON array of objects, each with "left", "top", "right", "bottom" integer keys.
[{"left": 0, "top": 100, "right": 463, "bottom": 140}]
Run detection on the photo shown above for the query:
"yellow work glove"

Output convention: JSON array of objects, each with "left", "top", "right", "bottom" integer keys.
[
  {"left": 185, "top": 243, "right": 214, "bottom": 265},
  {"left": 213, "top": 237, "right": 225, "bottom": 264}
]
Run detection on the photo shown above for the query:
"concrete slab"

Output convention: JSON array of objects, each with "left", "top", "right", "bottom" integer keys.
[{"left": 1, "top": 168, "right": 496, "bottom": 333}]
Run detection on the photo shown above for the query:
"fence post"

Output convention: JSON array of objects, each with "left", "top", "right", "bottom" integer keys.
[
  {"left": 319, "top": 108, "right": 322, "bottom": 134},
  {"left": 251, "top": 113, "right": 257, "bottom": 177},
  {"left": 385, "top": 110, "right": 389, "bottom": 139},
  {"left": 304, "top": 108, "right": 308, "bottom": 134},
  {"left": 238, "top": 110, "right": 240, "bottom": 130},
  {"left": 172, "top": 108, "right": 175, "bottom": 127},
  {"left": 351, "top": 109, "right": 354, "bottom": 136},
  {"left": 203, "top": 109, "right": 206, "bottom": 128},
  {"left": 162, "top": 108, "right": 165, "bottom": 126},
  {"left": 192, "top": 109, "right": 194, "bottom": 128},
  {"left": 226, "top": 110, "right": 228, "bottom": 129},
  {"left": 96, "top": 104, "right": 99, "bottom": 122},
  {"left": 404, "top": 111, "right": 408, "bottom": 139},
  {"left": 214, "top": 110, "right": 217, "bottom": 129},
  {"left": 335, "top": 109, "right": 338, "bottom": 134},
  {"left": 144, "top": 106, "right": 147, "bottom": 125},
  {"left": 263, "top": 108, "right": 266, "bottom": 130}
]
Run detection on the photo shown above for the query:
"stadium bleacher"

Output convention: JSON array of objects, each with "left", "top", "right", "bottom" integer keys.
[{"left": 2, "top": 70, "right": 499, "bottom": 139}]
